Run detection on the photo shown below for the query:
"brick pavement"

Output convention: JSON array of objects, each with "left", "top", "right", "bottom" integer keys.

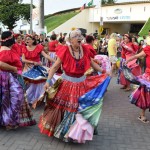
[{"left": 0, "top": 77, "right": 150, "bottom": 150}]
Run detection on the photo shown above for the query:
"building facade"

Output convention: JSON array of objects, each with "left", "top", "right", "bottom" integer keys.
[
  {"left": 48, "top": 1, "right": 150, "bottom": 36},
  {"left": 91, "top": 1, "right": 150, "bottom": 35}
]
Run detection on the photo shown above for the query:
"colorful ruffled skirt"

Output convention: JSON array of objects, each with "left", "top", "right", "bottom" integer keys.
[
  {"left": 0, "top": 71, "right": 36, "bottom": 128},
  {"left": 129, "top": 68, "right": 150, "bottom": 110},
  {"left": 23, "top": 64, "right": 47, "bottom": 104},
  {"left": 38, "top": 73, "right": 110, "bottom": 143},
  {"left": 118, "top": 58, "right": 141, "bottom": 86},
  {"left": 23, "top": 65, "right": 60, "bottom": 104}
]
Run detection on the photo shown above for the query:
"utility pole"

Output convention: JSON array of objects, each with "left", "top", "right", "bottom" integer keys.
[
  {"left": 39, "top": 0, "right": 44, "bottom": 32},
  {"left": 30, "top": 0, "right": 33, "bottom": 34},
  {"left": 99, "top": 0, "right": 103, "bottom": 37}
]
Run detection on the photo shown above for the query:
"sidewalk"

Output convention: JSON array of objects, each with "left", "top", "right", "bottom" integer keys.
[{"left": 0, "top": 77, "right": 150, "bottom": 150}]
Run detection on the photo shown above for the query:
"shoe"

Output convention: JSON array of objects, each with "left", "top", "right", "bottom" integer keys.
[
  {"left": 138, "top": 116, "right": 149, "bottom": 123},
  {"left": 6, "top": 126, "right": 13, "bottom": 131},
  {"left": 6, "top": 125, "right": 18, "bottom": 131}
]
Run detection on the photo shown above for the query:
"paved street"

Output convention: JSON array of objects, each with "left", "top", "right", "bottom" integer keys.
[{"left": 0, "top": 77, "right": 150, "bottom": 150}]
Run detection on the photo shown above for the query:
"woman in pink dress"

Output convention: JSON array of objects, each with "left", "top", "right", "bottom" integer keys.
[
  {"left": 119, "top": 34, "right": 141, "bottom": 91},
  {"left": 22, "top": 35, "right": 55, "bottom": 105}
]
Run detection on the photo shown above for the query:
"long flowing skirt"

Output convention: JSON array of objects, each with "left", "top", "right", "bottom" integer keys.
[
  {"left": 23, "top": 65, "right": 60, "bottom": 104},
  {"left": 38, "top": 74, "right": 110, "bottom": 143},
  {"left": 123, "top": 66, "right": 150, "bottom": 110},
  {"left": 19, "top": 94, "right": 36, "bottom": 126},
  {"left": 0, "top": 71, "right": 36, "bottom": 127},
  {"left": 120, "top": 64, "right": 141, "bottom": 86}
]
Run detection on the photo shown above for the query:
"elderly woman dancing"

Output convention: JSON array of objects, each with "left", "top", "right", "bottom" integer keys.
[{"left": 38, "top": 29, "right": 110, "bottom": 143}]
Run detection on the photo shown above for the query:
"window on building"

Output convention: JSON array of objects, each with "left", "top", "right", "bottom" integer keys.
[
  {"left": 130, "top": 24, "right": 144, "bottom": 34},
  {"left": 101, "top": 28, "right": 109, "bottom": 35}
]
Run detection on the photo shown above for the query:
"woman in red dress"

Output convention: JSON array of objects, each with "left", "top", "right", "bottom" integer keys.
[
  {"left": 0, "top": 31, "right": 36, "bottom": 130},
  {"left": 119, "top": 34, "right": 141, "bottom": 91},
  {"left": 48, "top": 34, "right": 58, "bottom": 65},
  {"left": 22, "top": 35, "right": 55, "bottom": 105},
  {"left": 85, "top": 35, "right": 97, "bottom": 55},
  {"left": 39, "top": 29, "right": 110, "bottom": 143},
  {"left": 125, "top": 38, "right": 150, "bottom": 123},
  {"left": 12, "top": 34, "right": 25, "bottom": 57}
]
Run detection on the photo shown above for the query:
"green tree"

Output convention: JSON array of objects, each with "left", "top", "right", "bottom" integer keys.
[{"left": 0, "top": 0, "right": 34, "bottom": 30}]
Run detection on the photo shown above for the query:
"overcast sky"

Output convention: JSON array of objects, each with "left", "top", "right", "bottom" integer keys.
[{"left": 22, "top": 0, "right": 146, "bottom": 15}]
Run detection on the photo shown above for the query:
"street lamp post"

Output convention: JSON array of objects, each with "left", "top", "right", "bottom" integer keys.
[
  {"left": 99, "top": 0, "right": 103, "bottom": 37},
  {"left": 30, "top": 0, "right": 33, "bottom": 34}
]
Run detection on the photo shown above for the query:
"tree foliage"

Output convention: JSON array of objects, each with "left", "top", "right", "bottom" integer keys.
[{"left": 0, "top": 0, "right": 34, "bottom": 30}]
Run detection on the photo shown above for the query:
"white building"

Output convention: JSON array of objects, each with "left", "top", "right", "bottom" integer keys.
[{"left": 48, "top": 1, "right": 150, "bottom": 35}]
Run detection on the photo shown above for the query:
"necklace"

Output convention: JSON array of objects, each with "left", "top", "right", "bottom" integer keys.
[
  {"left": 71, "top": 45, "right": 81, "bottom": 60},
  {"left": 70, "top": 45, "right": 82, "bottom": 68}
]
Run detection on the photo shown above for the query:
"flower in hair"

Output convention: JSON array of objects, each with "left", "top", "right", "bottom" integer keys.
[{"left": 0, "top": 35, "right": 13, "bottom": 42}]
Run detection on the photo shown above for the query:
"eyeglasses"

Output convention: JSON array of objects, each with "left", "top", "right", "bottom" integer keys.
[{"left": 71, "top": 34, "right": 83, "bottom": 40}]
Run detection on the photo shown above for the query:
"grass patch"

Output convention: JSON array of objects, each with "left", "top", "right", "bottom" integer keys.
[
  {"left": 45, "top": 11, "right": 79, "bottom": 33},
  {"left": 139, "top": 18, "right": 150, "bottom": 36}
]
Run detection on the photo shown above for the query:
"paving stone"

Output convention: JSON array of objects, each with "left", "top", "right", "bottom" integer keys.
[{"left": 0, "top": 77, "right": 150, "bottom": 150}]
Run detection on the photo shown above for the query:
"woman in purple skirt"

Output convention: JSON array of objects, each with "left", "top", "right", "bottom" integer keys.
[{"left": 0, "top": 31, "right": 36, "bottom": 130}]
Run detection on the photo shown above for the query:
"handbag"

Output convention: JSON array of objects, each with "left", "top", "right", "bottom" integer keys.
[{"left": 46, "top": 77, "right": 63, "bottom": 100}]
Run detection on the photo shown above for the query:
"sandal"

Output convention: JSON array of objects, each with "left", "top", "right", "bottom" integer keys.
[
  {"left": 6, "top": 125, "right": 18, "bottom": 131},
  {"left": 124, "top": 88, "right": 131, "bottom": 92},
  {"left": 6, "top": 126, "right": 13, "bottom": 131},
  {"left": 138, "top": 116, "right": 149, "bottom": 123}
]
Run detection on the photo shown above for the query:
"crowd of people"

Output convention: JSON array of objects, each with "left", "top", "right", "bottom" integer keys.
[{"left": 0, "top": 28, "right": 150, "bottom": 143}]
